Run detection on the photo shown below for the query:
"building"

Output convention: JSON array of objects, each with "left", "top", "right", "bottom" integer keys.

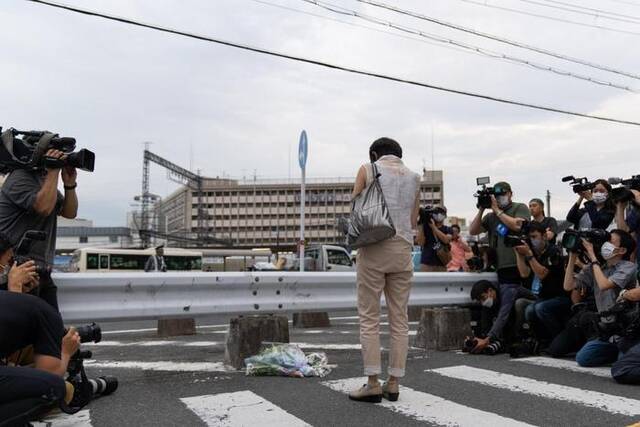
[
  {"left": 56, "top": 217, "right": 134, "bottom": 253},
  {"left": 154, "top": 170, "right": 445, "bottom": 250}
]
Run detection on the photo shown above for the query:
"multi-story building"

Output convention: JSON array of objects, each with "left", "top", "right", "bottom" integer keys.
[{"left": 155, "top": 170, "right": 444, "bottom": 250}]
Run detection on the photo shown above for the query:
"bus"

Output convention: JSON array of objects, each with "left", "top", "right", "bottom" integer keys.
[
  {"left": 69, "top": 247, "right": 203, "bottom": 272},
  {"left": 201, "top": 248, "right": 273, "bottom": 272}
]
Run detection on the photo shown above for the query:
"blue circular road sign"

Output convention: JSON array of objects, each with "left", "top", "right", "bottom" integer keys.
[{"left": 298, "top": 130, "right": 308, "bottom": 170}]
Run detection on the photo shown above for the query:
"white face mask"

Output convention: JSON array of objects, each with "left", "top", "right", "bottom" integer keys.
[
  {"left": 481, "top": 297, "right": 494, "bottom": 308},
  {"left": 592, "top": 192, "right": 608, "bottom": 204},
  {"left": 600, "top": 241, "right": 618, "bottom": 260},
  {"left": 531, "top": 238, "right": 544, "bottom": 252},
  {"left": 434, "top": 213, "right": 446, "bottom": 223},
  {"left": 497, "top": 195, "right": 510, "bottom": 208}
]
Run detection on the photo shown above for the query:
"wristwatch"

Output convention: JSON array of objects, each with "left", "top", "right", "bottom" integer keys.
[
  {"left": 524, "top": 255, "right": 534, "bottom": 262},
  {"left": 64, "top": 183, "right": 77, "bottom": 190}
]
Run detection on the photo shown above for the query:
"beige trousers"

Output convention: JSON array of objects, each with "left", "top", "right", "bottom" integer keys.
[{"left": 356, "top": 236, "right": 414, "bottom": 377}]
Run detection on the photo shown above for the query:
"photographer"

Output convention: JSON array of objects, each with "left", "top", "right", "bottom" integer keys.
[
  {"left": 416, "top": 206, "right": 452, "bottom": 272},
  {"left": 615, "top": 189, "right": 640, "bottom": 269},
  {"left": 529, "top": 198, "right": 558, "bottom": 242},
  {"left": 447, "top": 224, "right": 472, "bottom": 272},
  {"left": 562, "top": 230, "right": 637, "bottom": 366},
  {"left": 514, "top": 222, "right": 570, "bottom": 342},
  {"left": 611, "top": 287, "right": 640, "bottom": 384},
  {"left": 0, "top": 148, "right": 79, "bottom": 310},
  {"left": 566, "top": 179, "right": 615, "bottom": 231},
  {"left": 468, "top": 182, "right": 532, "bottom": 353}
]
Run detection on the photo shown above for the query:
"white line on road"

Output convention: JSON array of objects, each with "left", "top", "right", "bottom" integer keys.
[
  {"left": 32, "top": 410, "right": 92, "bottom": 427},
  {"left": 511, "top": 357, "right": 611, "bottom": 378},
  {"left": 84, "top": 360, "right": 234, "bottom": 372},
  {"left": 428, "top": 365, "right": 640, "bottom": 416},
  {"left": 103, "top": 324, "right": 228, "bottom": 335},
  {"left": 181, "top": 391, "right": 310, "bottom": 426},
  {"left": 86, "top": 340, "right": 361, "bottom": 350},
  {"left": 322, "top": 377, "right": 535, "bottom": 426}
]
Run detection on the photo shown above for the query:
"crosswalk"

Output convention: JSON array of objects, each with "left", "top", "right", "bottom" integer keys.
[{"left": 36, "top": 358, "right": 640, "bottom": 426}]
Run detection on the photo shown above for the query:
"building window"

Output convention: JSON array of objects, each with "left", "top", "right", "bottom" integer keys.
[
  {"left": 109, "top": 235, "right": 118, "bottom": 243},
  {"left": 79, "top": 236, "right": 88, "bottom": 243}
]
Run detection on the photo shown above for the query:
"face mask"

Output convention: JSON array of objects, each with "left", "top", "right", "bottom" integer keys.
[
  {"left": 531, "top": 238, "right": 544, "bottom": 251},
  {"left": 592, "top": 192, "right": 608, "bottom": 204},
  {"left": 434, "top": 214, "right": 446, "bottom": 223},
  {"left": 600, "top": 241, "right": 617, "bottom": 260},
  {"left": 497, "top": 195, "right": 510, "bottom": 208},
  {"left": 481, "top": 297, "right": 494, "bottom": 308}
]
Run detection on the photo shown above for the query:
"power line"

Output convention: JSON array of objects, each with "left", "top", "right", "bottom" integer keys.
[
  {"left": 300, "top": 0, "right": 635, "bottom": 92},
  {"left": 357, "top": 0, "right": 640, "bottom": 81},
  {"left": 25, "top": 0, "right": 640, "bottom": 127},
  {"left": 516, "top": 0, "right": 640, "bottom": 25},
  {"left": 459, "top": 0, "right": 640, "bottom": 36},
  {"left": 603, "top": 0, "right": 640, "bottom": 7},
  {"left": 535, "top": 0, "right": 640, "bottom": 20},
  {"left": 247, "top": 0, "right": 485, "bottom": 58}
]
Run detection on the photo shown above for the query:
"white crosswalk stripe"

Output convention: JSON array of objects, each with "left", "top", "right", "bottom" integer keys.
[
  {"left": 84, "top": 360, "right": 234, "bottom": 372},
  {"left": 181, "top": 391, "right": 310, "bottom": 426},
  {"left": 85, "top": 340, "right": 362, "bottom": 350},
  {"left": 322, "top": 377, "right": 536, "bottom": 426},
  {"left": 32, "top": 409, "right": 92, "bottom": 427},
  {"left": 428, "top": 365, "right": 640, "bottom": 416},
  {"left": 511, "top": 356, "right": 612, "bottom": 378}
]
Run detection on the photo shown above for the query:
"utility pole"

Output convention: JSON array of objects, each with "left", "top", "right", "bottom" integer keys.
[{"left": 546, "top": 189, "right": 551, "bottom": 217}]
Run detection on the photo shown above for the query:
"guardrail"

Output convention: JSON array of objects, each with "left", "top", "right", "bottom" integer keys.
[{"left": 55, "top": 272, "right": 497, "bottom": 323}]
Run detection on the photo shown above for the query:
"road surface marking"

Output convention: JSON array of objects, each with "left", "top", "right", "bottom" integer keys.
[
  {"left": 32, "top": 410, "right": 92, "bottom": 427},
  {"left": 181, "top": 391, "right": 310, "bottom": 426},
  {"left": 428, "top": 365, "right": 640, "bottom": 416},
  {"left": 86, "top": 340, "right": 361, "bottom": 350},
  {"left": 511, "top": 357, "right": 611, "bottom": 378},
  {"left": 84, "top": 360, "right": 234, "bottom": 372},
  {"left": 322, "top": 377, "right": 535, "bottom": 426}
]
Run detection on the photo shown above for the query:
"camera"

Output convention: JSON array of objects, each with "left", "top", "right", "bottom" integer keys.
[
  {"left": 419, "top": 205, "right": 445, "bottom": 224},
  {"left": 474, "top": 176, "right": 495, "bottom": 209},
  {"left": 562, "top": 175, "right": 595, "bottom": 194},
  {"left": 14, "top": 230, "right": 51, "bottom": 280},
  {"left": 503, "top": 219, "right": 532, "bottom": 248},
  {"left": 561, "top": 228, "right": 609, "bottom": 256},
  {"left": 466, "top": 256, "right": 484, "bottom": 272},
  {"left": 0, "top": 127, "right": 95, "bottom": 175},
  {"left": 63, "top": 322, "right": 118, "bottom": 414},
  {"left": 581, "top": 301, "right": 640, "bottom": 341},
  {"left": 609, "top": 176, "right": 640, "bottom": 204}
]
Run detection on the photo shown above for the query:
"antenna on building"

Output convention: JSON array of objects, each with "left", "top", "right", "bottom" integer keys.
[{"left": 546, "top": 189, "right": 551, "bottom": 217}]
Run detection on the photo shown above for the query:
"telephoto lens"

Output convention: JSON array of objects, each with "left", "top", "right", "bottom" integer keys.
[{"left": 89, "top": 376, "right": 118, "bottom": 397}]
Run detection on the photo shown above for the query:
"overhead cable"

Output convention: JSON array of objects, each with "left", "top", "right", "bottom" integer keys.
[
  {"left": 25, "top": 0, "right": 640, "bottom": 126},
  {"left": 356, "top": 0, "right": 640, "bottom": 81},
  {"left": 301, "top": 0, "right": 635, "bottom": 92}
]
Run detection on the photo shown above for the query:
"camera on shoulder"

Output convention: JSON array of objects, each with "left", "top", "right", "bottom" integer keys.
[
  {"left": 474, "top": 176, "right": 495, "bottom": 209},
  {"left": 608, "top": 176, "right": 640, "bottom": 204},
  {"left": 0, "top": 127, "right": 95, "bottom": 174},
  {"left": 419, "top": 205, "right": 445, "bottom": 224},
  {"left": 561, "top": 228, "right": 609, "bottom": 259},
  {"left": 562, "top": 175, "right": 595, "bottom": 194}
]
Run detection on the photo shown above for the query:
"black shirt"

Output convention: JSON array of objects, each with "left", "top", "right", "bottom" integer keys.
[
  {"left": 567, "top": 201, "right": 614, "bottom": 231},
  {"left": 420, "top": 223, "right": 452, "bottom": 266},
  {"left": 532, "top": 216, "right": 558, "bottom": 241},
  {"left": 0, "top": 291, "right": 64, "bottom": 360},
  {"left": 527, "top": 244, "right": 567, "bottom": 300}
]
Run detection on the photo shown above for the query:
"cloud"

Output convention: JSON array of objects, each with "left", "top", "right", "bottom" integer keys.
[{"left": 0, "top": 0, "right": 638, "bottom": 228}]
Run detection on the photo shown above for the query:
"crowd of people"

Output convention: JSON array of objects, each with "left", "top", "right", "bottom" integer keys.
[{"left": 348, "top": 136, "right": 640, "bottom": 403}]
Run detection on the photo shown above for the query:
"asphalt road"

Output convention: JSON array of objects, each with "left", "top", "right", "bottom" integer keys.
[{"left": 34, "top": 312, "right": 640, "bottom": 427}]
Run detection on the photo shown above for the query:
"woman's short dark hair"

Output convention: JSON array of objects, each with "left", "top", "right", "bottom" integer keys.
[
  {"left": 369, "top": 137, "right": 402, "bottom": 162},
  {"left": 451, "top": 224, "right": 460, "bottom": 232}
]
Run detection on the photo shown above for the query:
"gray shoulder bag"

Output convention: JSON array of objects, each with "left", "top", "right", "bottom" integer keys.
[{"left": 347, "top": 162, "right": 396, "bottom": 249}]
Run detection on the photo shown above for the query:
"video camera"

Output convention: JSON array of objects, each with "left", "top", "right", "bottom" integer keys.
[
  {"left": 14, "top": 230, "right": 51, "bottom": 280},
  {"left": 561, "top": 228, "right": 609, "bottom": 259},
  {"left": 0, "top": 127, "right": 95, "bottom": 175},
  {"left": 418, "top": 205, "right": 445, "bottom": 224},
  {"left": 609, "top": 176, "right": 640, "bottom": 204},
  {"left": 561, "top": 175, "right": 595, "bottom": 194},
  {"left": 474, "top": 176, "right": 496, "bottom": 209},
  {"left": 63, "top": 322, "right": 118, "bottom": 414}
]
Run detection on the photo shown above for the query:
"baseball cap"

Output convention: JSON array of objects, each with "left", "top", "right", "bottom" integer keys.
[{"left": 493, "top": 182, "right": 512, "bottom": 195}]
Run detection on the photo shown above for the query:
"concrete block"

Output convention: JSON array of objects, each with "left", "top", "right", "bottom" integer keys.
[
  {"left": 157, "top": 318, "right": 196, "bottom": 337},
  {"left": 292, "top": 312, "right": 331, "bottom": 328},
  {"left": 408, "top": 306, "right": 428, "bottom": 322},
  {"left": 224, "top": 315, "right": 290, "bottom": 370},
  {"left": 413, "top": 307, "right": 472, "bottom": 351}
]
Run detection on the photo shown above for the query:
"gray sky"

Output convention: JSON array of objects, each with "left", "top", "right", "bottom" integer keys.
[{"left": 1, "top": 0, "right": 639, "bottom": 227}]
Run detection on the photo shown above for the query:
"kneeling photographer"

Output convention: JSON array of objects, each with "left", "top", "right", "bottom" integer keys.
[
  {"left": 554, "top": 230, "right": 637, "bottom": 366},
  {"left": 608, "top": 287, "right": 640, "bottom": 384},
  {"left": 514, "top": 222, "right": 570, "bottom": 346},
  {"left": 416, "top": 206, "right": 452, "bottom": 272}
]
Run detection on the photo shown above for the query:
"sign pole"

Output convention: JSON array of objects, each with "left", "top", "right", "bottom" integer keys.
[{"left": 298, "top": 130, "right": 308, "bottom": 272}]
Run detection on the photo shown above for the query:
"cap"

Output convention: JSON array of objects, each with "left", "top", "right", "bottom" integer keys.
[
  {"left": 529, "top": 198, "right": 544, "bottom": 207},
  {"left": 155, "top": 244, "right": 165, "bottom": 250},
  {"left": 493, "top": 181, "right": 512, "bottom": 195}
]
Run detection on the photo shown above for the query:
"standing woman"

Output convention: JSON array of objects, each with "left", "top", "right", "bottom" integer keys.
[
  {"left": 348, "top": 137, "right": 420, "bottom": 403},
  {"left": 566, "top": 179, "right": 615, "bottom": 230}
]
